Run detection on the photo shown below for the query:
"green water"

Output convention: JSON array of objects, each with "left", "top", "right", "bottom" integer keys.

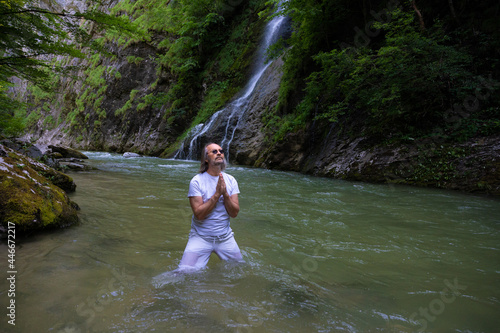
[{"left": 1, "top": 152, "right": 499, "bottom": 332}]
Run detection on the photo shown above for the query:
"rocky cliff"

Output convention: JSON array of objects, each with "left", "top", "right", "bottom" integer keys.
[
  {"left": 179, "top": 56, "right": 500, "bottom": 196},
  {"left": 21, "top": 0, "right": 269, "bottom": 156},
  {"left": 23, "top": 39, "right": 175, "bottom": 155},
  {"left": 23, "top": 43, "right": 500, "bottom": 196},
  {"left": 18, "top": 1, "right": 499, "bottom": 196}
]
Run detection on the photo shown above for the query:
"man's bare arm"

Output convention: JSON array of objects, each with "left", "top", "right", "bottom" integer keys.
[
  {"left": 189, "top": 195, "right": 218, "bottom": 221},
  {"left": 223, "top": 193, "right": 239, "bottom": 218}
]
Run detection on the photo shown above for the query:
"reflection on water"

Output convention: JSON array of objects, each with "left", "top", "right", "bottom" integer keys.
[{"left": 1, "top": 152, "right": 499, "bottom": 332}]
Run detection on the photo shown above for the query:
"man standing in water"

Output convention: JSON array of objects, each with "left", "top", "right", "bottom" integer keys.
[{"left": 178, "top": 142, "right": 243, "bottom": 270}]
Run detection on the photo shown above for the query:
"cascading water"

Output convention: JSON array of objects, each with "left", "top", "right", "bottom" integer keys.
[{"left": 174, "top": 6, "right": 288, "bottom": 161}]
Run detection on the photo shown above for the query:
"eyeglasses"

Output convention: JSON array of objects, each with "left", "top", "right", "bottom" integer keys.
[{"left": 209, "top": 149, "right": 224, "bottom": 155}]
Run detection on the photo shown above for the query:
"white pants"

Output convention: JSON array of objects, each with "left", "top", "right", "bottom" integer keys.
[{"left": 178, "top": 232, "right": 243, "bottom": 270}]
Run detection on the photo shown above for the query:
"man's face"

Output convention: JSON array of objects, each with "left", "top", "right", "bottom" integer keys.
[{"left": 206, "top": 144, "right": 225, "bottom": 167}]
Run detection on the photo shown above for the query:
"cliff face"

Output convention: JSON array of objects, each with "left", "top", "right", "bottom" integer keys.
[
  {"left": 18, "top": 1, "right": 499, "bottom": 196},
  {"left": 22, "top": 0, "right": 269, "bottom": 156},
  {"left": 257, "top": 124, "right": 500, "bottom": 195},
  {"left": 172, "top": 56, "right": 285, "bottom": 162},
  {"left": 24, "top": 43, "right": 500, "bottom": 195},
  {"left": 219, "top": 58, "right": 500, "bottom": 196},
  {"left": 24, "top": 40, "right": 175, "bottom": 155}
]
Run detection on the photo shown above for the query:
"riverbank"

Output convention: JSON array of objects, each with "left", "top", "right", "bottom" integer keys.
[
  {"left": 0, "top": 145, "right": 78, "bottom": 237},
  {"left": 21, "top": 129, "right": 500, "bottom": 197},
  {"left": 0, "top": 140, "right": 96, "bottom": 237},
  {"left": 253, "top": 132, "right": 500, "bottom": 197}
]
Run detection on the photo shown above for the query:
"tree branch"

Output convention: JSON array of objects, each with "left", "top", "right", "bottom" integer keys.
[
  {"left": 0, "top": 9, "right": 75, "bottom": 17},
  {"left": 411, "top": 0, "right": 426, "bottom": 31}
]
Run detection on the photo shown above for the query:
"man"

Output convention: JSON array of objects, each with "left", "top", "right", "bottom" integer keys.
[{"left": 178, "top": 142, "right": 244, "bottom": 270}]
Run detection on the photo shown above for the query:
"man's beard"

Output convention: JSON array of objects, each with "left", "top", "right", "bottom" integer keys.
[{"left": 212, "top": 157, "right": 226, "bottom": 169}]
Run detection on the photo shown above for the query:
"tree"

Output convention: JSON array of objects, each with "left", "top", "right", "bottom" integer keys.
[{"left": 0, "top": 0, "right": 136, "bottom": 136}]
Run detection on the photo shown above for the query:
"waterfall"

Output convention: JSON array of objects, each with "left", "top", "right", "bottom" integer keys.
[{"left": 175, "top": 6, "right": 288, "bottom": 161}]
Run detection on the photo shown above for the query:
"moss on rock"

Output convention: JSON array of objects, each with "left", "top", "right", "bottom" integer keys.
[{"left": 0, "top": 144, "right": 79, "bottom": 237}]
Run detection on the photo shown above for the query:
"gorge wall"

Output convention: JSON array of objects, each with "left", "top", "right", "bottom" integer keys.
[
  {"left": 19, "top": 1, "right": 500, "bottom": 196},
  {"left": 25, "top": 39, "right": 174, "bottom": 155},
  {"left": 22, "top": 0, "right": 271, "bottom": 156},
  {"left": 224, "top": 58, "right": 500, "bottom": 196}
]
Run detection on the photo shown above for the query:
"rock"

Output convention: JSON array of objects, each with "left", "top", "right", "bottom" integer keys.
[
  {"left": 59, "top": 162, "right": 93, "bottom": 171},
  {"left": 49, "top": 152, "right": 64, "bottom": 159},
  {"left": 41, "top": 154, "right": 61, "bottom": 169},
  {"left": 123, "top": 152, "right": 141, "bottom": 158},
  {"left": 59, "top": 157, "right": 84, "bottom": 163},
  {"left": 56, "top": 157, "right": 96, "bottom": 171},
  {"left": 24, "top": 144, "right": 44, "bottom": 160},
  {"left": 57, "top": 156, "right": 96, "bottom": 171},
  {"left": 173, "top": 56, "right": 286, "bottom": 160},
  {"left": 0, "top": 145, "right": 79, "bottom": 237},
  {"left": 0, "top": 143, "right": 77, "bottom": 193},
  {"left": 48, "top": 145, "right": 89, "bottom": 159},
  {"left": 0, "top": 138, "right": 22, "bottom": 151},
  {"left": 0, "top": 138, "right": 43, "bottom": 160}
]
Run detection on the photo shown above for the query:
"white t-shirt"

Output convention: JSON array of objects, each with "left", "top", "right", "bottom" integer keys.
[{"left": 187, "top": 171, "right": 240, "bottom": 237}]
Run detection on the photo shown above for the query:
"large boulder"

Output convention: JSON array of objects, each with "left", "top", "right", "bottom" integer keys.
[
  {"left": 48, "top": 145, "right": 89, "bottom": 159},
  {"left": 47, "top": 145, "right": 95, "bottom": 171},
  {"left": 0, "top": 140, "right": 77, "bottom": 192},
  {"left": 0, "top": 144, "right": 79, "bottom": 237}
]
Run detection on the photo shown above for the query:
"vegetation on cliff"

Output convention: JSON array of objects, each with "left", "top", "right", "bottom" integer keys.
[
  {"left": 5, "top": 0, "right": 269, "bottom": 153},
  {"left": 2, "top": 0, "right": 499, "bottom": 194},
  {"left": 107, "top": 0, "right": 269, "bottom": 138},
  {"left": 0, "top": 0, "right": 137, "bottom": 137},
  {"left": 264, "top": 0, "right": 499, "bottom": 144}
]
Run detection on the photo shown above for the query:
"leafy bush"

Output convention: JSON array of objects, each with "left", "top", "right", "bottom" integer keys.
[
  {"left": 305, "top": 10, "right": 474, "bottom": 138},
  {"left": 274, "top": 7, "right": 499, "bottom": 142}
]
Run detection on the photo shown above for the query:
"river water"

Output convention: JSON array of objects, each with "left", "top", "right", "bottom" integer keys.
[{"left": 1, "top": 152, "right": 499, "bottom": 332}]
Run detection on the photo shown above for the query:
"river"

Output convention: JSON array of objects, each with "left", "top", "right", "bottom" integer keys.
[{"left": 1, "top": 152, "right": 499, "bottom": 332}]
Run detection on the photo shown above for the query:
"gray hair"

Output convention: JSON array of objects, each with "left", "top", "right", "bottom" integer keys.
[{"left": 199, "top": 142, "right": 226, "bottom": 173}]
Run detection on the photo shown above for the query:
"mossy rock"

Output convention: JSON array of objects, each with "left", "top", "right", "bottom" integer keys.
[
  {"left": 0, "top": 145, "right": 79, "bottom": 237},
  {"left": 48, "top": 145, "right": 89, "bottom": 159}
]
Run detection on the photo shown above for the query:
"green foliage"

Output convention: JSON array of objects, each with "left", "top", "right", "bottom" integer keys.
[
  {"left": 126, "top": 56, "right": 144, "bottom": 65},
  {"left": 112, "top": 0, "right": 267, "bottom": 134},
  {"left": 137, "top": 93, "right": 155, "bottom": 111},
  {"left": 66, "top": 52, "right": 116, "bottom": 130},
  {"left": 25, "top": 108, "right": 42, "bottom": 128},
  {"left": 195, "top": 80, "right": 239, "bottom": 124},
  {"left": 0, "top": 84, "right": 25, "bottom": 137},
  {"left": 7, "top": 0, "right": 267, "bottom": 142},
  {"left": 113, "top": 0, "right": 228, "bottom": 97},
  {"left": 408, "top": 145, "right": 469, "bottom": 187},
  {"left": 0, "top": 0, "right": 83, "bottom": 89},
  {"left": 266, "top": 0, "right": 352, "bottom": 113},
  {"left": 301, "top": 10, "right": 476, "bottom": 139},
  {"left": 269, "top": 1, "right": 500, "bottom": 143},
  {"left": 43, "top": 115, "right": 55, "bottom": 129},
  {"left": 115, "top": 89, "right": 140, "bottom": 116},
  {"left": 0, "top": 0, "right": 139, "bottom": 136},
  {"left": 263, "top": 112, "right": 295, "bottom": 142}
]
